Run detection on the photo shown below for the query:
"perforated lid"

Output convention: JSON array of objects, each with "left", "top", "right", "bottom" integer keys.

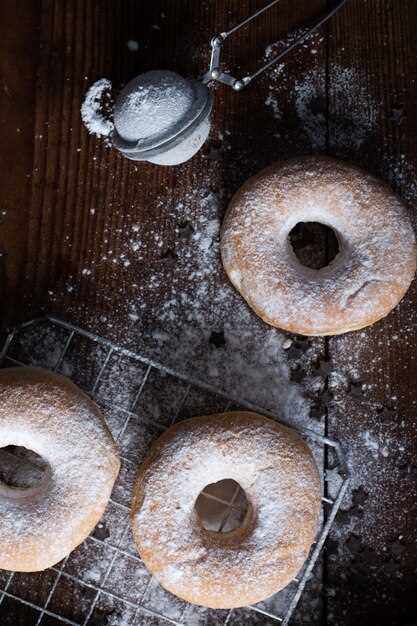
[{"left": 112, "top": 70, "right": 211, "bottom": 157}]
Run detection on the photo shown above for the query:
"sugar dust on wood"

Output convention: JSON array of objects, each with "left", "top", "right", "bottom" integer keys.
[
  {"left": 81, "top": 78, "right": 114, "bottom": 139},
  {"left": 69, "top": 24, "right": 417, "bottom": 576}
]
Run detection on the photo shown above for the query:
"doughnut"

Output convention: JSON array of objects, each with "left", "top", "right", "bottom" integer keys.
[
  {"left": 131, "top": 411, "right": 321, "bottom": 609},
  {"left": 220, "top": 156, "right": 417, "bottom": 336},
  {"left": 0, "top": 367, "right": 120, "bottom": 572}
]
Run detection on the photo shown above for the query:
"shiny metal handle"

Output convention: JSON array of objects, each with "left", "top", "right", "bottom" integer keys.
[{"left": 202, "top": 0, "right": 348, "bottom": 91}]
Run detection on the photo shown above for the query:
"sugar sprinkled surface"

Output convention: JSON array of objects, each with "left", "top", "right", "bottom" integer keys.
[
  {"left": 20, "top": 18, "right": 417, "bottom": 625},
  {"left": 81, "top": 78, "right": 114, "bottom": 139},
  {"left": 83, "top": 71, "right": 211, "bottom": 165},
  {"left": 0, "top": 318, "right": 328, "bottom": 626},
  {"left": 113, "top": 71, "right": 194, "bottom": 144},
  {"left": 220, "top": 156, "right": 417, "bottom": 336},
  {"left": 133, "top": 414, "right": 321, "bottom": 609},
  {"left": 263, "top": 35, "right": 378, "bottom": 153},
  {"left": 0, "top": 369, "right": 119, "bottom": 571}
]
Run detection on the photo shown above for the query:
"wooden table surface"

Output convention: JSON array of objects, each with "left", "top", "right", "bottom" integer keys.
[{"left": 1, "top": 1, "right": 417, "bottom": 625}]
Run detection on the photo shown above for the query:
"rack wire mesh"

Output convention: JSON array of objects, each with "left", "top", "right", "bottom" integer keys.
[{"left": 0, "top": 316, "right": 350, "bottom": 626}]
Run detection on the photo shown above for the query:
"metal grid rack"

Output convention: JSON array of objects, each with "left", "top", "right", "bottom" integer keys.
[{"left": 0, "top": 316, "right": 350, "bottom": 626}]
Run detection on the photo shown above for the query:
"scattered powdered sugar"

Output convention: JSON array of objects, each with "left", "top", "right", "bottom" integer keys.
[
  {"left": 81, "top": 78, "right": 114, "bottom": 139},
  {"left": 133, "top": 414, "right": 321, "bottom": 608},
  {"left": 33, "top": 17, "right": 417, "bottom": 624},
  {"left": 262, "top": 34, "right": 378, "bottom": 152},
  {"left": 327, "top": 65, "right": 378, "bottom": 150},
  {"left": 114, "top": 71, "right": 194, "bottom": 144},
  {"left": 264, "top": 30, "right": 325, "bottom": 68},
  {"left": 0, "top": 369, "right": 119, "bottom": 570},
  {"left": 125, "top": 191, "right": 315, "bottom": 426},
  {"left": 82, "top": 71, "right": 210, "bottom": 165},
  {"left": 324, "top": 314, "right": 417, "bottom": 555},
  {"left": 293, "top": 65, "right": 378, "bottom": 151},
  {"left": 265, "top": 92, "right": 282, "bottom": 120},
  {"left": 384, "top": 153, "right": 417, "bottom": 227},
  {"left": 1, "top": 318, "right": 329, "bottom": 625},
  {"left": 126, "top": 39, "right": 139, "bottom": 52},
  {"left": 293, "top": 69, "right": 326, "bottom": 151},
  {"left": 221, "top": 155, "right": 416, "bottom": 336},
  {"left": 361, "top": 431, "right": 380, "bottom": 458}
]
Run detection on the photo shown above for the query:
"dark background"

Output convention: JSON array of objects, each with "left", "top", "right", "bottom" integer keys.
[{"left": 1, "top": 1, "right": 417, "bottom": 625}]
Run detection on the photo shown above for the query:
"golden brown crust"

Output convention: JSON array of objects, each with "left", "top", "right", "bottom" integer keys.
[
  {"left": 131, "top": 411, "right": 321, "bottom": 609},
  {"left": 0, "top": 367, "right": 120, "bottom": 572},
  {"left": 221, "top": 156, "right": 417, "bottom": 336}
]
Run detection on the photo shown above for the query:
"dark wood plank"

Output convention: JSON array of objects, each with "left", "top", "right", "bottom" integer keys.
[
  {"left": 0, "top": 1, "right": 329, "bottom": 625},
  {"left": 327, "top": 1, "right": 417, "bottom": 625},
  {"left": 3, "top": 1, "right": 417, "bottom": 625},
  {"left": 0, "top": 0, "right": 329, "bottom": 425},
  {"left": 3, "top": 0, "right": 328, "bottom": 342},
  {"left": 0, "top": 0, "right": 41, "bottom": 323}
]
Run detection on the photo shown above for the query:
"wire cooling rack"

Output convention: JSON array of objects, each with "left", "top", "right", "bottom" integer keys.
[{"left": 0, "top": 316, "right": 350, "bottom": 626}]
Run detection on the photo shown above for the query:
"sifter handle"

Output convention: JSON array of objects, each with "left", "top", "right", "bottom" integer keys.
[{"left": 202, "top": 0, "right": 348, "bottom": 91}]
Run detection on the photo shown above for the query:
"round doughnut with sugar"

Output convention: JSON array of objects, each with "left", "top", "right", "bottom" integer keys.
[
  {"left": 221, "top": 156, "right": 417, "bottom": 336},
  {"left": 0, "top": 367, "right": 120, "bottom": 572},
  {"left": 131, "top": 411, "right": 321, "bottom": 609}
]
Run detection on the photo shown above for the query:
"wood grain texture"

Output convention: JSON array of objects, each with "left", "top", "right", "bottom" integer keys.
[
  {"left": 326, "top": 2, "right": 417, "bottom": 625},
  {"left": 3, "top": 0, "right": 328, "bottom": 337},
  {"left": 0, "top": 0, "right": 41, "bottom": 324},
  {"left": 0, "top": 1, "right": 417, "bottom": 625}
]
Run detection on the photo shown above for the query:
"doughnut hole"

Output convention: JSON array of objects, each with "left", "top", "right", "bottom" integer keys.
[
  {"left": 0, "top": 446, "right": 51, "bottom": 494},
  {"left": 194, "top": 479, "right": 249, "bottom": 533},
  {"left": 289, "top": 222, "right": 340, "bottom": 270}
]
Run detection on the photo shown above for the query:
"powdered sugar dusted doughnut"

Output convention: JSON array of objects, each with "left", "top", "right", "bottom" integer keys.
[
  {"left": 0, "top": 367, "right": 120, "bottom": 572},
  {"left": 131, "top": 412, "right": 321, "bottom": 609},
  {"left": 221, "top": 156, "right": 417, "bottom": 336}
]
